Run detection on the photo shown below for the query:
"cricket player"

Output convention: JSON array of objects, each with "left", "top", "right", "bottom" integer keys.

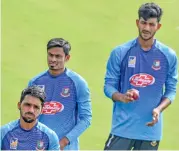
[
  {"left": 1, "top": 86, "right": 60, "bottom": 150},
  {"left": 104, "top": 2, "right": 178, "bottom": 150},
  {"left": 28, "top": 38, "right": 92, "bottom": 150}
]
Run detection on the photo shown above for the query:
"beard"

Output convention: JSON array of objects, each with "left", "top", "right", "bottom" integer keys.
[
  {"left": 20, "top": 110, "right": 35, "bottom": 123},
  {"left": 22, "top": 115, "right": 35, "bottom": 123},
  {"left": 49, "top": 66, "right": 60, "bottom": 70},
  {"left": 48, "top": 64, "right": 65, "bottom": 71},
  {"left": 48, "top": 63, "right": 62, "bottom": 70},
  {"left": 139, "top": 30, "right": 156, "bottom": 41}
]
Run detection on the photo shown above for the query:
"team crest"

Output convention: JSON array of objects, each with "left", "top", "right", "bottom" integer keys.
[
  {"left": 10, "top": 137, "right": 18, "bottom": 150},
  {"left": 152, "top": 60, "right": 161, "bottom": 70},
  {"left": 61, "top": 87, "right": 70, "bottom": 97},
  {"left": 151, "top": 141, "right": 157, "bottom": 147},
  {"left": 36, "top": 140, "right": 45, "bottom": 151},
  {"left": 128, "top": 56, "right": 136, "bottom": 68}
]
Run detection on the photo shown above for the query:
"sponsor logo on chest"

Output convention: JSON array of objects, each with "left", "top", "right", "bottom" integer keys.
[
  {"left": 42, "top": 101, "right": 64, "bottom": 115},
  {"left": 129, "top": 73, "right": 155, "bottom": 87}
]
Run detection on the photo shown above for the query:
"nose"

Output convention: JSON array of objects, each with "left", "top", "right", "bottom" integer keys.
[
  {"left": 51, "top": 56, "right": 56, "bottom": 62},
  {"left": 143, "top": 24, "right": 150, "bottom": 31},
  {"left": 28, "top": 106, "right": 35, "bottom": 113}
]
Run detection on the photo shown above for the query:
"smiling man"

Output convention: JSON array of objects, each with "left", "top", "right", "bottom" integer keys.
[
  {"left": 28, "top": 38, "right": 92, "bottom": 150},
  {"left": 103, "top": 2, "right": 178, "bottom": 150},
  {"left": 1, "top": 86, "right": 60, "bottom": 150}
]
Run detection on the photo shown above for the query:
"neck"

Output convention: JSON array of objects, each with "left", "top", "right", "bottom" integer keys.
[
  {"left": 49, "top": 68, "right": 65, "bottom": 76},
  {"left": 20, "top": 118, "right": 37, "bottom": 130},
  {"left": 138, "top": 36, "right": 155, "bottom": 51}
]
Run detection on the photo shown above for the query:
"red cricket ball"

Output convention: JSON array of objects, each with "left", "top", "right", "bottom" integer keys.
[{"left": 132, "top": 89, "right": 139, "bottom": 100}]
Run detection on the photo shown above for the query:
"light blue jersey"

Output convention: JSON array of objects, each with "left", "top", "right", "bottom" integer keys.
[
  {"left": 104, "top": 38, "right": 178, "bottom": 140},
  {"left": 28, "top": 68, "right": 92, "bottom": 150},
  {"left": 1, "top": 120, "right": 60, "bottom": 150}
]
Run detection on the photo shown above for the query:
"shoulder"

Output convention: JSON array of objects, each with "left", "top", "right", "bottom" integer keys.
[
  {"left": 65, "top": 68, "right": 88, "bottom": 87},
  {"left": 112, "top": 39, "right": 137, "bottom": 53},
  {"left": 1, "top": 120, "right": 19, "bottom": 138},
  {"left": 29, "top": 70, "right": 48, "bottom": 84},
  {"left": 37, "top": 122, "right": 57, "bottom": 137},
  {"left": 1, "top": 120, "right": 19, "bottom": 130},
  {"left": 155, "top": 40, "right": 177, "bottom": 58},
  {"left": 110, "top": 39, "right": 137, "bottom": 60}
]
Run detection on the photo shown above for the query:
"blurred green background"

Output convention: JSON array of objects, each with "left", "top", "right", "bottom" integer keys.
[{"left": 2, "top": 0, "right": 179, "bottom": 149}]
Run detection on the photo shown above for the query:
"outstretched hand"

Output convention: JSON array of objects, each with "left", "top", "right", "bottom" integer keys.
[{"left": 146, "top": 108, "right": 161, "bottom": 126}]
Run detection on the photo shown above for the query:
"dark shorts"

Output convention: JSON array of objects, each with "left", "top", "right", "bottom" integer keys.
[{"left": 104, "top": 134, "right": 160, "bottom": 150}]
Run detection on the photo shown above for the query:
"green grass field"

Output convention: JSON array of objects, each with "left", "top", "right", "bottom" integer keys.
[{"left": 2, "top": 0, "right": 179, "bottom": 149}]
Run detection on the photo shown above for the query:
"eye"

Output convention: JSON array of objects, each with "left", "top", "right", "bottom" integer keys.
[
  {"left": 149, "top": 23, "right": 155, "bottom": 26},
  {"left": 34, "top": 105, "right": 40, "bottom": 110},
  {"left": 141, "top": 21, "right": 146, "bottom": 25},
  {"left": 48, "top": 53, "right": 53, "bottom": 57},
  {"left": 24, "top": 103, "right": 31, "bottom": 107},
  {"left": 56, "top": 55, "right": 60, "bottom": 58}
]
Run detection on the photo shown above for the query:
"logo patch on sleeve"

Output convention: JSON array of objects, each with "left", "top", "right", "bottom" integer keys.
[{"left": 128, "top": 56, "right": 136, "bottom": 68}]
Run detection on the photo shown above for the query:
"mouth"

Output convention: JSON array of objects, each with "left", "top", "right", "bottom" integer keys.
[
  {"left": 25, "top": 113, "right": 35, "bottom": 117},
  {"left": 142, "top": 31, "right": 150, "bottom": 35},
  {"left": 49, "top": 63, "right": 56, "bottom": 65},
  {"left": 49, "top": 63, "right": 57, "bottom": 67}
]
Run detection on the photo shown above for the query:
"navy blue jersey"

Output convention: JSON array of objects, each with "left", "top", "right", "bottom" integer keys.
[
  {"left": 1, "top": 120, "right": 60, "bottom": 150},
  {"left": 104, "top": 38, "right": 178, "bottom": 140},
  {"left": 28, "top": 68, "right": 92, "bottom": 150}
]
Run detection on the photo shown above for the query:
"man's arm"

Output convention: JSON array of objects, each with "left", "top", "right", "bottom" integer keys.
[
  {"left": 104, "top": 48, "right": 121, "bottom": 99},
  {"left": 146, "top": 98, "right": 171, "bottom": 126},
  {"left": 147, "top": 51, "right": 178, "bottom": 126},
  {"left": 64, "top": 77, "right": 92, "bottom": 145},
  {"left": 104, "top": 48, "right": 134, "bottom": 103},
  {"left": 163, "top": 51, "right": 178, "bottom": 102},
  {"left": 48, "top": 130, "right": 60, "bottom": 150}
]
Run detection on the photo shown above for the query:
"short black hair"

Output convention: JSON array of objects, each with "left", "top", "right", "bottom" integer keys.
[
  {"left": 47, "top": 38, "right": 71, "bottom": 56},
  {"left": 20, "top": 86, "right": 46, "bottom": 106},
  {"left": 138, "top": 2, "right": 163, "bottom": 22}
]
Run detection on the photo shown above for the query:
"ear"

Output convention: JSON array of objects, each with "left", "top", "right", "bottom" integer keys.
[
  {"left": 39, "top": 106, "right": 43, "bottom": 114},
  {"left": 136, "top": 19, "right": 139, "bottom": 27},
  {"left": 157, "top": 23, "right": 162, "bottom": 30},
  {"left": 65, "top": 55, "right": 70, "bottom": 62},
  {"left": 39, "top": 109, "right": 42, "bottom": 115},
  {"left": 17, "top": 102, "right": 21, "bottom": 110}
]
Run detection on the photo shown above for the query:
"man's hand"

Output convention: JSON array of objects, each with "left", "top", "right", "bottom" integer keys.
[
  {"left": 121, "top": 89, "right": 135, "bottom": 103},
  {"left": 146, "top": 108, "right": 161, "bottom": 126},
  {"left": 59, "top": 137, "right": 69, "bottom": 150},
  {"left": 112, "top": 89, "right": 140, "bottom": 103}
]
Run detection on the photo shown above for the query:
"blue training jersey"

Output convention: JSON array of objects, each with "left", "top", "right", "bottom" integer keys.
[
  {"left": 28, "top": 68, "right": 92, "bottom": 150},
  {"left": 104, "top": 38, "right": 178, "bottom": 141},
  {"left": 1, "top": 120, "right": 60, "bottom": 150}
]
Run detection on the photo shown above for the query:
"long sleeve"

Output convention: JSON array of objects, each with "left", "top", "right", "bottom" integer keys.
[
  {"left": 65, "top": 77, "right": 92, "bottom": 142},
  {"left": 104, "top": 48, "right": 121, "bottom": 99}
]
